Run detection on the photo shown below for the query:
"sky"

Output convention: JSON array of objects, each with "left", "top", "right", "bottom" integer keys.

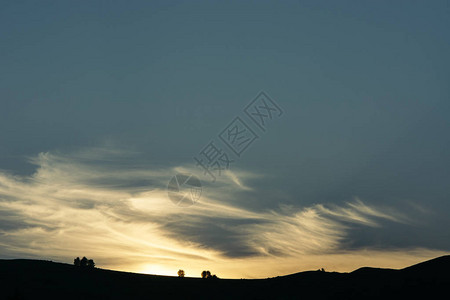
[{"left": 0, "top": 1, "right": 449, "bottom": 278}]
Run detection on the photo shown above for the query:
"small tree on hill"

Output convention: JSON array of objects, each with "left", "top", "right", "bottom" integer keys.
[
  {"left": 80, "top": 257, "right": 88, "bottom": 267},
  {"left": 201, "top": 270, "right": 216, "bottom": 279},
  {"left": 178, "top": 269, "right": 185, "bottom": 277},
  {"left": 201, "top": 270, "right": 210, "bottom": 278},
  {"left": 87, "top": 259, "right": 95, "bottom": 268},
  {"left": 74, "top": 257, "right": 80, "bottom": 266},
  {"left": 74, "top": 256, "right": 95, "bottom": 269}
]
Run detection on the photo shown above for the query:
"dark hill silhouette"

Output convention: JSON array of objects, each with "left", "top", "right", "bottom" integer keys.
[{"left": 0, "top": 256, "right": 449, "bottom": 299}]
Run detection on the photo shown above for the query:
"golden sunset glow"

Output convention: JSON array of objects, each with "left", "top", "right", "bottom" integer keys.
[
  {"left": 1, "top": 3, "right": 449, "bottom": 293},
  {"left": 0, "top": 149, "right": 445, "bottom": 278}
]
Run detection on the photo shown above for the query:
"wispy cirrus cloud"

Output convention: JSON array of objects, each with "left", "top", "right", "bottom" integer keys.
[{"left": 0, "top": 147, "right": 444, "bottom": 278}]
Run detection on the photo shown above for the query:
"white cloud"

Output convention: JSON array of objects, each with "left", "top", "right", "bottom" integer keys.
[{"left": 0, "top": 147, "right": 445, "bottom": 278}]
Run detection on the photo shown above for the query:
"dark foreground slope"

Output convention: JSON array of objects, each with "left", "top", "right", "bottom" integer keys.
[{"left": 0, "top": 256, "right": 449, "bottom": 300}]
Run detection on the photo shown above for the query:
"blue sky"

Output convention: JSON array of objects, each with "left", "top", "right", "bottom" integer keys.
[{"left": 0, "top": 1, "right": 449, "bottom": 277}]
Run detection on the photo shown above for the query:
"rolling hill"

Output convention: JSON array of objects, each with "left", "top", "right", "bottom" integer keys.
[{"left": 1, "top": 255, "right": 449, "bottom": 299}]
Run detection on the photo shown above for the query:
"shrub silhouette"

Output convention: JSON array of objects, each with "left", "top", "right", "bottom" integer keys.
[
  {"left": 201, "top": 270, "right": 218, "bottom": 279},
  {"left": 177, "top": 270, "right": 185, "bottom": 277}
]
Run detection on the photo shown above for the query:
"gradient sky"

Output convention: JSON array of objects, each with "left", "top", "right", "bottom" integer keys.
[{"left": 1, "top": 1, "right": 449, "bottom": 278}]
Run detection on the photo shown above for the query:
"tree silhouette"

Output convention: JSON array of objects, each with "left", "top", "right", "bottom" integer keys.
[
  {"left": 74, "top": 257, "right": 95, "bottom": 269},
  {"left": 201, "top": 270, "right": 213, "bottom": 279},
  {"left": 177, "top": 270, "right": 185, "bottom": 277},
  {"left": 87, "top": 259, "right": 95, "bottom": 268},
  {"left": 80, "top": 257, "right": 88, "bottom": 267},
  {"left": 73, "top": 257, "right": 80, "bottom": 266},
  {"left": 73, "top": 256, "right": 96, "bottom": 269}
]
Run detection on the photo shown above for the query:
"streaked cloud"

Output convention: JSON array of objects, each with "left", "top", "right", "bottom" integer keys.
[{"left": 0, "top": 147, "right": 445, "bottom": 278}]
